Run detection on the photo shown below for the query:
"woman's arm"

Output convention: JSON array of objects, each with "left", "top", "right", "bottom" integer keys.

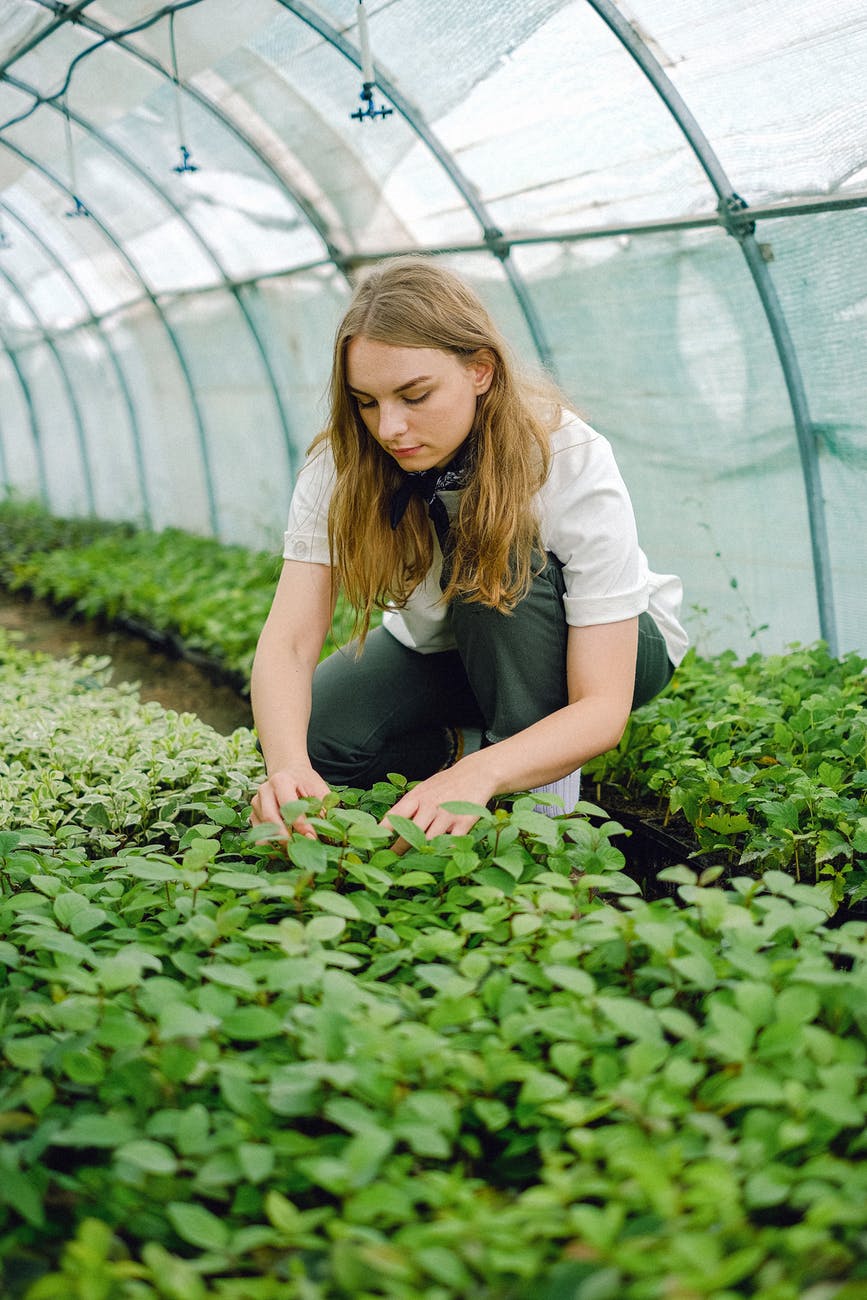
[
  {"left": 383, "top": 617, "right": 638, "bottom": 843},
  {"left": 249, "top": 559, "right": 334, "bottom": 838}
]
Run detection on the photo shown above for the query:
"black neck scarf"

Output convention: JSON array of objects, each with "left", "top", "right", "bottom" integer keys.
[{"left": 388, "top": 443, "right": 472, "bottom": 550}]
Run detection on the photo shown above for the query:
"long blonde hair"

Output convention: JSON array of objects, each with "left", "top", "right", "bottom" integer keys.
[{"left": 316, "top": 257, "right": 564, "bottom": 643}]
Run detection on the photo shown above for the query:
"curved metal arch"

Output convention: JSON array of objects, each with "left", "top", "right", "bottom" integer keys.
[
  {"left": 56, "top": 6, "right": 351, "bottom": 275},
  {"left": 0, "top": 135, "right": 220, "bottom": 533},
  {"left": 0, "top": 326, "right": 46, "bottom": 500},
  {"left": 0, "top": 0, "right": 100, "bottom": 80},
  {"left": 277, "top": 0, "right": 555, "bottom": 373},
  {"left": 5, "top": 69, "right": 301, "bottom": 486},
  {"left": 586, "top": 0, "right": 837, "bottom": 655},
  {"left": 0, "top": 196, "right": 154, "bottom": 526},
  {"left": 0, "top": 260, "right": 95, "bottom": 514}
]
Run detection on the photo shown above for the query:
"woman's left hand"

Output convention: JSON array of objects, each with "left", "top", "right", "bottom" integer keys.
[{"left": 381, "top": 755, "right": 496, "bottom": 853}]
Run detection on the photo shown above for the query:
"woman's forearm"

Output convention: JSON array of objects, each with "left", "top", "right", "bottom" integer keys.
[
  {"left": 380, "top": 692, "right": 630, "bottom": 851},
  {"left": 468, "top": 618, "right": 636, "bottom": 795},
  {"left": 250, "top": 636, "right": 316, "bottom": 775},
  {"left": 249, "top": 560, "right": 334, "bottom": 779},
  {"left": 464, "top": 693, "right": 627, "bottom": 797}
]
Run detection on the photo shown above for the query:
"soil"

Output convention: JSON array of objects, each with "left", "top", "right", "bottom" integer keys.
[{"left": 0, "top": 588, "right": 254, "bottom": 736}]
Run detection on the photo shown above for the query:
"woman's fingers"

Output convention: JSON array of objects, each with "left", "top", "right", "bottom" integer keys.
[
  {"left": 382, "top": 785, "right": 481, "bottom": 852},
  {"left": 250, "top": 770, "right": 330, "bottom": 840}
]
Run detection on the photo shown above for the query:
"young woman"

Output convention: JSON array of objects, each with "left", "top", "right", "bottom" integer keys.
[{"left": 250, "top": 258, "right": 687, "bottom": 844}]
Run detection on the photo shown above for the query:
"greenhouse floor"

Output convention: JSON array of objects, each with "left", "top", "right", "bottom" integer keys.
[{"left": 0, "top": 589, "right": 253, "bottom": 735}]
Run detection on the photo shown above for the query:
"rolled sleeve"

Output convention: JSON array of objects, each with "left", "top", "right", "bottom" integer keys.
[
  {"left": 282, "top": 446, "right": 335, "bottom": 565},
  {"left": 538, "top": 419, "right": 650, "bottom": 628}
]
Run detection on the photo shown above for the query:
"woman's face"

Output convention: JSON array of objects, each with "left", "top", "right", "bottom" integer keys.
[{"left": 345, "top": 336, "right": 493, "bottom": 471}]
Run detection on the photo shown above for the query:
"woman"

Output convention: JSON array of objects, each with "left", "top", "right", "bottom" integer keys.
[{"left": 250, "top": 258, "right": 687, "bottom": 844}]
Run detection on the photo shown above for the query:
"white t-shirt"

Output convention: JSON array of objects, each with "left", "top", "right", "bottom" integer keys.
[{"left": 283, "top": 411, "right": 689, "bottom": 667}]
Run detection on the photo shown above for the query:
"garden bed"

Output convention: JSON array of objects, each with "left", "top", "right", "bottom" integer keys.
[
  {"left": 2, "top": 632, "right": 867, "bottom": 1299},
  {"left": 2, "top": 498, "right": 865, "bottom": 907},
  {"left": 0, "top": 588, "right": 252, "bottom": 735}
]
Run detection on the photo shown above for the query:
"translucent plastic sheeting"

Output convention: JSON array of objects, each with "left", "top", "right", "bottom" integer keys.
[
  {"left": 0, "top": 0, "right": 865, "bottom": 657},
  {"left": 5, "top": 171, "right": 144, "bottom": 319},
  {"left": 511, "top": 232, "right": 821, "bottom": 659},
  {"left": 100, "top": 301, "right": 216, "bottom": 538},
  {"left": 245, "top": 20, "right": 467, "bottom": 253},
  {"left": 312, "top": 0, "right": 571, "bottom": 124},
  {"left": 103, "top": 82, "right": 325, "bottom": 282},
  {"left": 56, "top": 265, "right": 351, "bottom": 550},
  {"left": 13, "top": 338, "right": 90, "bottom": 516},
  {"left": 438, "top": 1, "right": 715, "bottom": 236},
  {"left": 768, "top": 209, "right": 867, "bottom": 657},
  {"left": 0, "top": 210, "right": 83, "bottom": 328},
  {"left": 0, "top": 348, "right": 39, "bottom": 497},
  {"left": 619, "top": 0, "right": 867, "bottom": 203},
  {"left": 0, "top": 1, "right": 55, "bottom": 65},
  {"left": 51, "top": 327, "right": 146, "bottom": 523}
]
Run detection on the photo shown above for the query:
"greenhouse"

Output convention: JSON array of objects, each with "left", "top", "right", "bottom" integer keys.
[{"left": 1, "top": 2, "right": 866, "bottom": 1298}]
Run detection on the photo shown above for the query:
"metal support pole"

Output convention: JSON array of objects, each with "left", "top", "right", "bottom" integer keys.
[
  {"left": 279, "top": 0, "right": 555, "bottom": 375},
  {"left": 0, "top": 264, "right": 95, "bottom": 514},
  {"left": 586, "top": 0, "right": 838, "bottom": 655},
  {"left": 0, "top": 136, "right": 220, "bottom": 534},
  {"left": 0, "top": 197, "right": 154, "bottom": 527},
  {"left": 0, "top": 331, "right": 48, "bottom": 504}
]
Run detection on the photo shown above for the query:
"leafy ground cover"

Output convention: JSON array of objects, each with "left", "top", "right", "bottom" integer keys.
[
  {"left": 0, "top": 500, "right": 357, "bottom": 683},
  {"left": 585, "top": 646, "right": 867, "bottom": 907},
  {"left": 2, "top": 633, "right": 867, "bottom": 1298},
  {"left": 3, "top": 498, "right": 866, "bottom": 901}
]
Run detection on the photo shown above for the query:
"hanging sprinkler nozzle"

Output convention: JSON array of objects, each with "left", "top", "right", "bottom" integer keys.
[
  {"left": 62, "top": 95, "right": 90, "bottom": 218},
  {"left": 173, "top": 145, "right": 199, "bottom": 175},
  {"left": 169, "top": 13, "right": 199, "bottom": 173},
  {"left": 350, "top": 1, "right": 393, "bottom": 122}
]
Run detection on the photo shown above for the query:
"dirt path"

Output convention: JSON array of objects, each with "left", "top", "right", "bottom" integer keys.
[{"left": 0, "top": 589, "right": 254, "bottom": 735}]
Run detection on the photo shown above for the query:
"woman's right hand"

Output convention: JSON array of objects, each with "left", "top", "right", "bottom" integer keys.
[{"left": 250, "top": 765, "right": 332, "bottom": 840}]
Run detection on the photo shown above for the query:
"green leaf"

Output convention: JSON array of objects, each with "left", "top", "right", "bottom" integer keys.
[
  {"left": 117, "top": 858, "right": 184, "bottom": 881},
  {"left": 397, "top": 870, "right": 436, "bottom": 887},
  {"left": 182, "top": 838, "right": 219, "bottom": 871},
  {"left": 288, "top": 836, "right": 331, "bottom": 872},
  {"left": 210, "top": 869, "right": 267, "bottom": 890},
  {"left": 511, "top": 912, "right": 543, "bottom": 937},
  {"left": 309, "top": 889, "right": 361, "bottom": 919},
  {"left": 519, "top": 1069, "right": 569, "bottom": 1105},
  {"left": 221, "top": 1006, "right": 285, "bottom": 1040},
  {"left": 816, "top": 829, "right": 851, "bottom": 863},
  {"left": 383, "top": 814, "right": 428, "bottom": 849},
  {"left": 96, "top": 950, "right": 160, "bottom": 992},
  {"left": 473, "top": 1099, "right": 511, "bottom": 1131},
  {"left": 306, "top": 914, "right": 347, "bottom": 942},
  {"left": 0, "top": 1162, "right": 45, "bottom": 1227},
  {"left": 167, "top": 1201, "right": 230, "bottom": 1252},
  {"left": 706, "top": 1001, "right": 756, "bottom": 1062},
  {"left": 52, "top": 1113, "right": 138, "bottom": 1148},
  {"left": 202, "top": 962, "right": 258, "bottom": 993},
  {"left": 596, "top": 995, "right": 662, "bottom": 1042},
  {"left": 0, "top": 941, "right": 20, "bottom": 968},
  {"left": 264, "top": 1190, "right": 301, "bottom": 1234},
  {"left": 702, "top": 812, "right": 752, "bottom": 833},
  {"left": 117, "top": 1139, "right": 178, "bottom": 1175},
  {"left": 237, "top": 1143, "right": 275, "bottom": 1184},
  {"left": 157, "top": 1003, "right": 219, "bottom": 1040},
  {"left": 141, "top": 1244, "right": 207, "bottom": 1300},
  {"left": 543, "top": 963, "right": 595, "bottom": 996},
  {"left": 440, "top": 801, "right": 490, "bottom": 818}
]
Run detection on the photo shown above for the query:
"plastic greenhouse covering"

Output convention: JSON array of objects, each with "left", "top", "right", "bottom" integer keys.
[{"left": 0, "top": 0, "right": 865, "bottom": 660}]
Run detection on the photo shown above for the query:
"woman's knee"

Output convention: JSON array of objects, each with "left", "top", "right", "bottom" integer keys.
[{"left": 451, "top": 557, "right": 569, "bottom": 739}]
